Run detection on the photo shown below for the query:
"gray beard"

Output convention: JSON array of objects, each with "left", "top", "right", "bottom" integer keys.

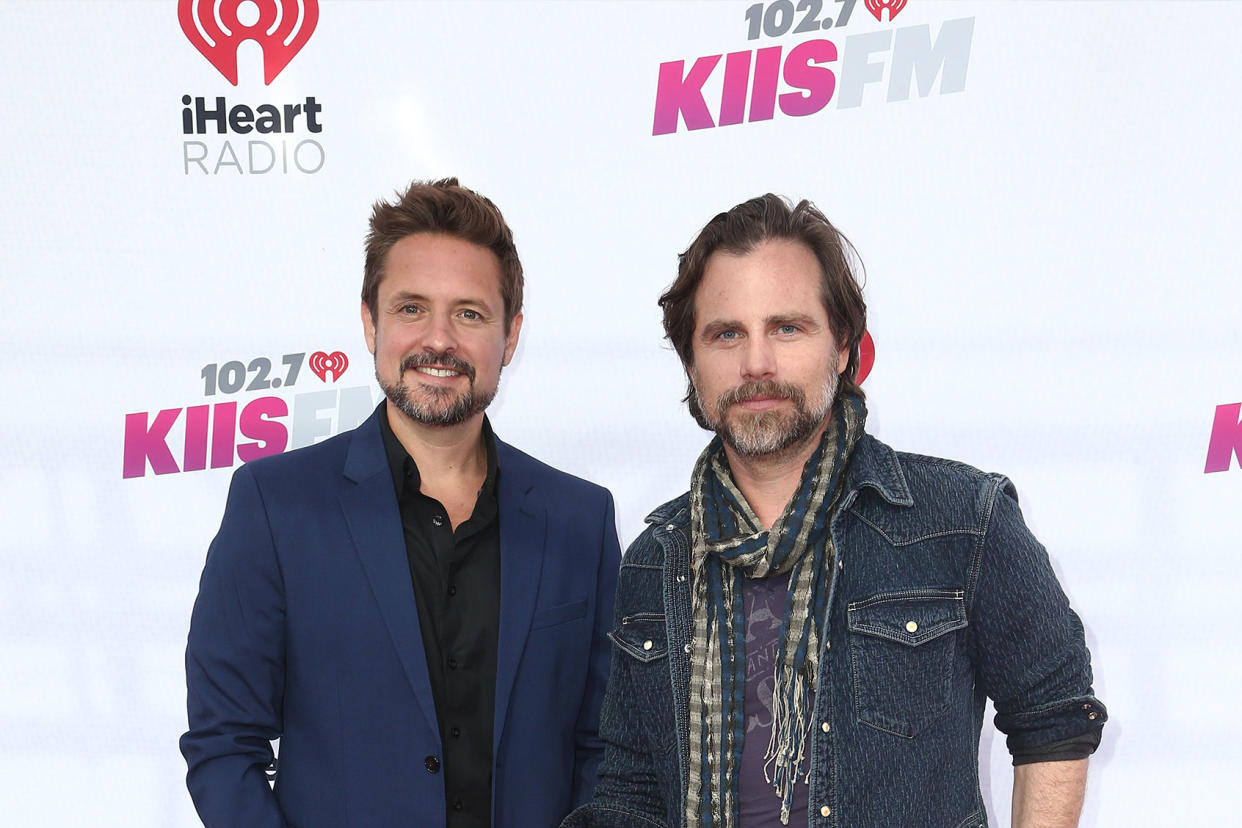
[{"left": 696, "top": 371, "right": 839, "bottom": 458}]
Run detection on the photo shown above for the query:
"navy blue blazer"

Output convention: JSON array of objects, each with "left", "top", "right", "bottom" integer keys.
[{"left": 181, "top": 409, "right": 621, "bottom": 827}]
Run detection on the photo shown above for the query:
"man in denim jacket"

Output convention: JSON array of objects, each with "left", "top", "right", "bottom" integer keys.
[{"left": 565, "top": 195, "right": 1106, "bottom": 828}]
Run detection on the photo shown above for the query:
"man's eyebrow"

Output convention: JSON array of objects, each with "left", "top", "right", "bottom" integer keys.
[
  {"left": 767, "top": 313, "right": 820, "bottom": 328},
  {"left": 388, "top": 291, "right": 495, "bottom": 309},
  {"left": 699, "top": 319, "right": 743, "bottom": 337}
]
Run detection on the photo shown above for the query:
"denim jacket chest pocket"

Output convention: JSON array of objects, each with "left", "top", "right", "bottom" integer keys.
[
  {"left": 847, "top": 589, "right": 968, "bottom": 738},
  {"left": 608, "top": 612, "right": 679, "bottom": 752}
]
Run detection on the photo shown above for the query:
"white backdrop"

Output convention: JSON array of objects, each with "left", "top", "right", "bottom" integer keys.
[{"left": 2, "top": 1, "right": 1240, "bottom": 825}]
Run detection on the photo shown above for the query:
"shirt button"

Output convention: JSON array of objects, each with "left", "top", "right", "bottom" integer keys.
[
  {"left": 821, "top": 721, "right": 830, "bottom": 733},
  {"left": 825, "top": 640, "right": 831, "bottom": 650},
  {"left": 432, "top": 515, "right": 445, "bottom": 527},
  {"left": 451, "top": 726, "right": 461, "bottom": 738},
  {"left": 453, "top": 798, "right": 464, "bottom": 812},
  {"left": 905, "top": 620, "right": 919, "bottom": 633},
  {"left": 684, "top": 644, "right": 692, "bottom": 654},
  {"left": 424, "top": 755, "right": 440, "bottom": 773},
  {"left": 447, "top": 584, "right": 457, "bottom": 597},
  {"left": 447, "top": 657, "right": 458, "bottom": 670},
  {"left": 820, "top": 805, "right": 830, "bottom": 817}
]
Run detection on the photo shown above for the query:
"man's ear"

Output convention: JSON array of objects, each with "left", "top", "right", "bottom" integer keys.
[
  {"left": 502, "top": 312, "right": 523, "bottom": 366},
  {"left": 362, "top": 302, "right": 377, "bottom": 355}
]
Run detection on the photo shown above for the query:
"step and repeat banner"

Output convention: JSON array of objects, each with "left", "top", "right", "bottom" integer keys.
[{"left": 2, "top": 1, "right": 1239, "bottom": 824}]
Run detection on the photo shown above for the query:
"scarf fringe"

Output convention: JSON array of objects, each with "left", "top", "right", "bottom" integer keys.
[{"left": 685, "top": 394, "right": 866, "bottom": 828}]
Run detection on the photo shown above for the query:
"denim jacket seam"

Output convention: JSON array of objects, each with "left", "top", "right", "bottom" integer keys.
[
  {"left": 1005, "top": 694, "right": 1102, "bottom": 720},
  {"left": 576, "top": 802, "right": 670, "bottom": 826},
  {"left": 952, "top": 807, "right": 987, "bottom": 828},
  {"left": 965, "top": 475, "right": 1006, "bottom": 616},
  {"left": 651, "top": 516, "right": 689, "bottom": 828},
  {"left": 850, "top": 510, "right": 982, "bottom": 547}
]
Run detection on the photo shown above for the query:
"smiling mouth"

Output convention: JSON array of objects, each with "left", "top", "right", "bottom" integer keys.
[
  {"left": 401, "top": 351, "right": 476, "bottom": 383},
  {"left": 413, "top": 366, "right": 462, "bottom": 378}
]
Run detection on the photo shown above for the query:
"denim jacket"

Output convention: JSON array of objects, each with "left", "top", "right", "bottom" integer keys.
[{"left": 564, "top": 433, "right": 1106, "bottom": 828}]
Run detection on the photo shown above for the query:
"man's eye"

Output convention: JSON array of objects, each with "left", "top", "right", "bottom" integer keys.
[
  {"left": 718, "top": 330, "right": 738, "bottom": 340},
  {"left": 400, "top": 304, "right": 421, "bottom": 315},
  {"left": 460, "top": 309, "right": 481, "bottom": 321},
  {"left": 777, "top": 324, "right": 798, "bottom": 335}
]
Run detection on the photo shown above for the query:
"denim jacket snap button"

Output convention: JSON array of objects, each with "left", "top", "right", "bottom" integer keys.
[
  {"left": 643, "top": 640, "right": 653, "bottom": 651},
  {"left": 905, "top": 620, "right": 919, "bottom": 633}
]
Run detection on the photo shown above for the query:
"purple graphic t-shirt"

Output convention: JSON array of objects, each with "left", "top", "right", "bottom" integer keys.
[{"left": 738, "top": 572, "right": 811, "bottom": 826}]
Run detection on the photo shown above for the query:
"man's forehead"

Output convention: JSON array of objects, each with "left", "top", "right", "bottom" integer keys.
[{"left": 378, "top": 235, "right": 504, "bottom": 302}]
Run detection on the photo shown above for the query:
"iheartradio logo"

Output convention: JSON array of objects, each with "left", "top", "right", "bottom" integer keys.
[
  {"left": 308, "top": 350, "right": 348, "bottom": 383},
  {"left": 865, "top": 0, "right": 907, "bottom": 23},
  {"left": 179, "top": 0, "right": 319, "bottom": 85},
  {"left": 857, "top": 330, "right": 875, "bottom": 385}
]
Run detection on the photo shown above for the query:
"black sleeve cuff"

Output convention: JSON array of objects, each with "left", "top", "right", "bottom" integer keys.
[{"left": 1011, "top": 729, "right": 1102, "bottom": 766}]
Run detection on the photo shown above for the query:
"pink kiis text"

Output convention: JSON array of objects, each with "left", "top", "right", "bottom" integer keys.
[
  {"left": 1205, "top": 402, "right": 1242, "bottom": 474},
  {"left": 122, "top": 387, "right": 373, "bottom": 478},
  {"left": 652, "top": 18, "right": 974, "bottom": 135}
]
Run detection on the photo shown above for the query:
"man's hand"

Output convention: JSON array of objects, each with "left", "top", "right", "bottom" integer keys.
[{"left": 1012, "top": 758, "right": 1088, "bottom": 827}]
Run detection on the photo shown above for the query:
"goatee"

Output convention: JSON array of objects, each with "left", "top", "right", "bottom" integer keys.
[
  {"left": 696, "top": 371, "right": 839, "bottom": 458},
  {"left": 378, "top": 351, "right": 497, "bottom": 427}
]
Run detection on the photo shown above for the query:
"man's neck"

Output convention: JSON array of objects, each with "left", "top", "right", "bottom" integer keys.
[
  {"left": 386, "top": 402, "right": 488, "bottom": 492},
  {"left": 721, "top": 420, "right": 830, "bottom": 530}
]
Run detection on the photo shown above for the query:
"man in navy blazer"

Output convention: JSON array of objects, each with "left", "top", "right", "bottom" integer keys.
[{"left": 181, "top": 178, "right": 621, "bottom": 827}]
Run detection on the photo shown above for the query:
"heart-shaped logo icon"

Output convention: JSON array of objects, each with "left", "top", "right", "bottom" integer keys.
[
  {"left": 309, "top": 350, "right": 349, "bottom": 382},
  {"left": 857, "top": 330, "right": 876, "bottom": 385},
  {"left": 178, "top": 0, "right": 320, "bottom": 86},
  {"left": 864, "top": 0, "right": 907, "bottom": 23}
]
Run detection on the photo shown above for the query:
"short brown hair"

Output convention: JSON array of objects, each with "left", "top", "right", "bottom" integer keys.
[
  {"left": 659, "top": 193, "right": 867, "bottom": 427},
  {"left": 363, "top": 177, "right": 523, "bottom": 331}
]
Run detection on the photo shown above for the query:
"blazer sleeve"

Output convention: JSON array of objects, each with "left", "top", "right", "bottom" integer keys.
[
  {"left": 180, "top": 463, "right": 288, "bottom": 827},
  {"left": 571, "top": 489, "right": 623, "bottom": 807}
]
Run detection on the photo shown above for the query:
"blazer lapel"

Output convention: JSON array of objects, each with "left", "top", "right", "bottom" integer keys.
[
  {"left": 492, "top": 440, "right": 547, "bottom": 754},
  {"left": 339, "top": 411, "right": 441, "bottom": 743}
]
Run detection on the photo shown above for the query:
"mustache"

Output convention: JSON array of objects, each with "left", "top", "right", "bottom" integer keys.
[
  {"left": 400, "top": 351, "right": 476, "bottom": 382},
  {"left": 716, "top": 379, "right": 806, "bottom": 413}
]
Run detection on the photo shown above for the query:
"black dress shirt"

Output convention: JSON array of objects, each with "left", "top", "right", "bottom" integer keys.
[{"left": 379, "top": 407, "right": 500, "bottom": 827}]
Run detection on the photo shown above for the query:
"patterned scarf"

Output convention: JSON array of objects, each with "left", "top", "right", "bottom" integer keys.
[{"left": 685, "top": 392, "right": 865, "bottom": 827}]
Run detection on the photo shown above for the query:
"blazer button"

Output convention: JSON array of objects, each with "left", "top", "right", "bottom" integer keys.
[{"left": 424, "top": 755, "right": 440, "bottom": 773}]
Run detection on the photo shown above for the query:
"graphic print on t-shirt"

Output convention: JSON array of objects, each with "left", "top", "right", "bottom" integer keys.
[{"left": 739, "top": 572, "right": 811, "bottom": 824}]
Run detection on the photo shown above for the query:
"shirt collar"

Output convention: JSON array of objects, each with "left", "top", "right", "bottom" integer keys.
[{"left": 376, "top": 403, "right": 500, "bottom": 501}]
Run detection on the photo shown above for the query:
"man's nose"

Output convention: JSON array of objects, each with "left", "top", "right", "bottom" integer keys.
[
  {"left": 740, "top": 336, "right": 775, "bottom": 380},
  {"left": 422, "top": 312, "right": 458, "bottom": 353}
]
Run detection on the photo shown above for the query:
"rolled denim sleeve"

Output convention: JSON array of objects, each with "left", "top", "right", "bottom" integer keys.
[{"left": 969, "top": 477, "right": 1107, "bottom": 756}]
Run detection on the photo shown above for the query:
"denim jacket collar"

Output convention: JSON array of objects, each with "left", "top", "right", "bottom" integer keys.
[{"left": 846, "top": 433, "right": 914, "bottom": 508}]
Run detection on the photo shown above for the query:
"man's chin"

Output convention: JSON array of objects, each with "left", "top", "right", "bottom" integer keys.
[{"left": 717, "top": 409, "right": 824, "bottom": 457}]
